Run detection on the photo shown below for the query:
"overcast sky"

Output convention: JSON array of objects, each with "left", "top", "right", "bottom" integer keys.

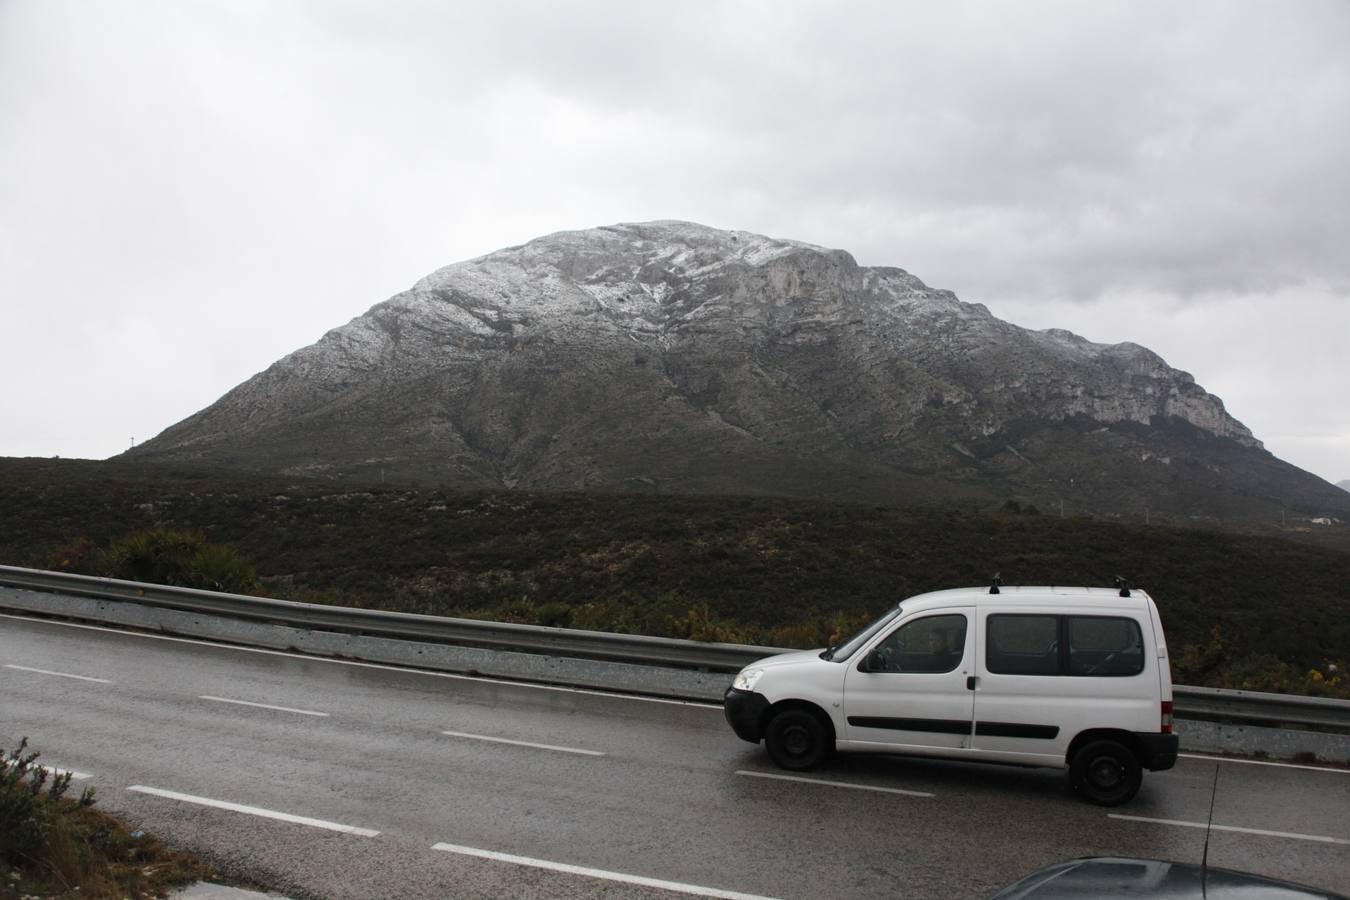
[{"left": 3, "top": 1, "right": 1347, "bottom": 483}]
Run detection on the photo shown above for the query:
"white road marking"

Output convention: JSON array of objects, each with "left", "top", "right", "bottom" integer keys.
[
  {"left": 39, "top": 765, "right": 92, "bottom": 781},
  {"left": 440, "top": 730, "right": 604, "bottom": 756},
  {"left": 3, "top": 663, "right": 110, "bottom": 683},
  {"left": 736, "top": 769, "right": 934, "bottom": 797},
  {"left": 431, "top": 842, "right": 783, "bottom": 900},
  {"left": 200, "top": 695, "right": 329, "bottom": 717},
  {"left": 0, "top": 763, "right": 92, "bottom": 781},
  {"left": 0, "top": 613, "right": 721, "bottom": 708},
  {"left": 126, "top": 786, "right": 380, "bottom": 837},
  {"left": 1110, "top": 814, "right": 1350, "bottom": 846},
  {"left": 1180, "top": 752, "right": 1349, "bottom": 774}
]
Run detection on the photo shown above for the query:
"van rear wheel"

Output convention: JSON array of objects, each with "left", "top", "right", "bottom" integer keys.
[
  {"left": 765, "top": 709, "right": 829, "bottom": 771},
  {"left": 1070, "top": 739, "right": 1142, "bottom": 806}
]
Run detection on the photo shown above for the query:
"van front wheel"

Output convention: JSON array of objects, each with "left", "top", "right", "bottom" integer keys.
[
  {"left": 765, "top": 709, "right": 829, "bottom": 771},
  {"left": 1070, "top": 739, "right": 1142, "bottom": 806}
]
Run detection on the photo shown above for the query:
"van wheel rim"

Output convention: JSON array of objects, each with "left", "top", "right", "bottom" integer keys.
[
  {"left": 1090, "top": 757, "right": 1123, "bottom": 789},
  {"left": 783, "top": 725, "right": 812, "bottom": 757}
]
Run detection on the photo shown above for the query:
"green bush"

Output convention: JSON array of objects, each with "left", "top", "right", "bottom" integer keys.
[
  {"left": 1, "top": 737, "right": 210, "bottom": 897},
  {"left": 1, "top": 737, "right": 92, "bottom": 860},
  {"left": 98, "top": 528, "right": 257, "bottom": 593}
]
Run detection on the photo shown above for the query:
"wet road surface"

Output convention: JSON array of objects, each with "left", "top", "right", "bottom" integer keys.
[{"left": 2, "top": 612, "right": 1346, "bottom": 899}]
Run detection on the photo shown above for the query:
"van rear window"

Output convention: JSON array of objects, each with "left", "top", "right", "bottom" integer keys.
[
  {"left": 1068, "top": 616, "right": 1144, "bottom": 676},
  {"left": 986, "top": 614, "right": 1144, "bottom": 677}
]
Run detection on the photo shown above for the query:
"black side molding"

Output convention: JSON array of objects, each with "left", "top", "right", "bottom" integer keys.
[
  {"left": 847, "top": 717, "right": 1061, "bottom": 740},
  {"left": 848, "top": 717, "right": 971, "bottom": 735},
  {"left": 975, "top": 721, "right": 1060, "bottom": 740}
]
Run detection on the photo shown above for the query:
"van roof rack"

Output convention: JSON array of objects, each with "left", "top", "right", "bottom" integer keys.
[
  {"left": 990, "top": 573, "right": 1001, "bottom": 595},
  {"left": 1114, "top": 576, "right": 1130, "bottom": 598}
]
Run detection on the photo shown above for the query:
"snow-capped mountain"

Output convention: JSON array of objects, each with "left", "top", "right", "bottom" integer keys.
[{"left": 125, "top": 221, "right": 1347, "bottom": 520}]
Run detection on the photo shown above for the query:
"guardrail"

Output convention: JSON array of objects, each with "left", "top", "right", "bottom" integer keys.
[
  {"left": 1172, "top": 685, "right": 1350, "bottom": 732},
  {"left": 3, "top": 564, "right": 1348, "bottom": 735},
  {"left": 0, "top": 565, "right": 769, "bottom": 672}
]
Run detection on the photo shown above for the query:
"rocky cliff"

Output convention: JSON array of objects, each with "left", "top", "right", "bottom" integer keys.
[{"left": 125, "top": 221, "right": 1348, "bottom": 522}]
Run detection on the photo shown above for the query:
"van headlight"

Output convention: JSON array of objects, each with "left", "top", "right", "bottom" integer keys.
[{"left": 733, "top": 668, "right": 765, "bottom": 692}]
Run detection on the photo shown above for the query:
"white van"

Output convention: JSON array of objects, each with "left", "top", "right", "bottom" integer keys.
[{"left": 724, "top": 584, "right": 1179, "bottom": 805}]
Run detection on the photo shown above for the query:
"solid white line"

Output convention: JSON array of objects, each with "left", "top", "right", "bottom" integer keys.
[
  {"left": 200, "top": 695, "right": 329, "bottom": 717},
  {"left": 735, "top": 769, "right": 934, "bottom": 797},
  {"left": 1109, "top": 814, "right": 1350, "bottom": 846},
  {"left": 126, "top": 786, "right": 380, "bottom": 837},
  {"left": 440, "top": 730, "right": 604, "bottom": 756},
  {"left": 1179, "top": 753, "right": 1349, "bottom": 774},
  {"left": 431, "top": 842, "right": 782, "bottom": 900},
  {"left": 3, "top": 663, "right": 110, "bottom": 683},
  {"left": 0, "top": 613, "right": 721, "bottom": 709}
]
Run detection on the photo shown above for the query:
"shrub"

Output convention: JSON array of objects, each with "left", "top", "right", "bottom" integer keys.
[
  {"left": 98, "top": 528, "right": 257, "bottom": 593},
  {"left": 666, "top": 601, "right": 747, "bottom": 644},
  {"left": 1, "top": 737, "right": 92, "bottom": 860},
  {"left": 43, "top": 535, "right": 100, "bottom": 575},
  {"left": 534, "top": 602, "right": 573, "bottom": 628},
  {"left": 1, "top": 738, "right": 210, "bottom": 897}
]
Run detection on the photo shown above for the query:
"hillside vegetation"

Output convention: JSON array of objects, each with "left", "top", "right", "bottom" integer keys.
[{"left": 0, "top": 458, "right": 1346, "bottom": 697}]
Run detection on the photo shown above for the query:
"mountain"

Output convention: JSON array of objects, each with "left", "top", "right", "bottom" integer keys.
[{"left": 124, "top": 221, "right": 1350, "bottom": 523}]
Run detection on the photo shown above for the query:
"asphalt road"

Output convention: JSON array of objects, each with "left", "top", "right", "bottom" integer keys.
[{"left": 2, "top": 612, "right": 1346, "bottom": 899}]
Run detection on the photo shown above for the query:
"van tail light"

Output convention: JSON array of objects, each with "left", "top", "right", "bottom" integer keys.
[{"left": 1161, "top": 700, "right": 1174, "bottom": 734}]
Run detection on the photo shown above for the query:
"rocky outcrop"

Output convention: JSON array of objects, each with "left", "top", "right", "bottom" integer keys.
[{"left": 127, "top": 221, "right": 1349, "bottom": 520}]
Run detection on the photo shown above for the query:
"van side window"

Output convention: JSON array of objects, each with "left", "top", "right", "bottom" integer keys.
[
  {"left": 1068, "top": 616, "right": 1144, "bottom": 676},
  {"left": 870, "top": 614, "right": 967, "bottom": 673},
  {"left": 986, "top": 614, "right": 1059, "bottom": 675},
  {"left": 987, "top": 614, "right": 1146, "bottom": 676}
]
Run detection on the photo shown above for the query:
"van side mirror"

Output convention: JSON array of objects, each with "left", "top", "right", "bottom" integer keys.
[{"left": 862, "top": 649, "right": 886, "bottom": 673}]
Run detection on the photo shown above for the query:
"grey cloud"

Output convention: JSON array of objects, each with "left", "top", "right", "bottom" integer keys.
[
  {"left": 2, "top": 0, "right": 1347, "bottom": 477},
  {"left": 371, "top": 0, "right": 1347, "bottom": 302}
]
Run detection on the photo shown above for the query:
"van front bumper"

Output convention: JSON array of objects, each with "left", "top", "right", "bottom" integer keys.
[
  {"left": 1137, "top": 732, "right": 1180, "bottom": 771},
  {"left": 724, "top": 687, "right": 770, "bottom": 744}
]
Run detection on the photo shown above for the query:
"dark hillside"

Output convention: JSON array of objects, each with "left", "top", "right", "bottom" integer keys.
[{"left": 0, "top": 458, "right": 1345, "bottom": 695}]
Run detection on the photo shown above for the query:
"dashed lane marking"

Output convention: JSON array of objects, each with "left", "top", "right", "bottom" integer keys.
[
  {"left": 736, "top": 769, "right": 934, "bottom": 797},
  {"left": 440, "top": 730, "right": 605, "bottom": 756},
  {"left": 1110, "top": 813, "right": 1350, "bottom": 846},
  {"left": 4, "top": 664, "right": 111, "bottom": 683},
  {"left": 39, "top": 765, "right": 92, "bottom": 781},
  {"left": 431, "top": 842, "right": 783, "bottom": 900},
  {"left": 200, "top": 695, "right": 329, "bottom": 717},
  {"left": 127, "top": 786, "right": 380, "bottom": 837}
]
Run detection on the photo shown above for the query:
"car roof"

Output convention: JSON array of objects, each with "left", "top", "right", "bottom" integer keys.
[{"left": 901, "top": 585, "right": 1153, "bottom": 612}]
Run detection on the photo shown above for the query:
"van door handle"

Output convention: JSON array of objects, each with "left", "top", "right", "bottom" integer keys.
[{"left": 966, "top": 676, "right": 978, "bottom": 691}]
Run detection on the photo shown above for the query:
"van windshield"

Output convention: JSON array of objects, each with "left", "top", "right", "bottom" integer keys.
[{"left": 821, "top": 605, "right": 903, "bottom": 662}]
